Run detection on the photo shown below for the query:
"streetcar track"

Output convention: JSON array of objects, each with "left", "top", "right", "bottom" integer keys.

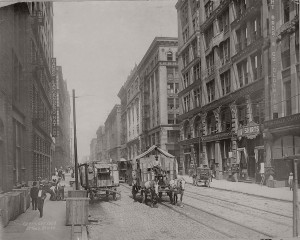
[
  {"left": 185, "top": 188, "right": 292, "bottom": 219},
  {"left": 120, "top": 183, "right": 274, "bottom": 239},
  {"left": 184, "top": 192, "right": 292, "bottom": 227}
]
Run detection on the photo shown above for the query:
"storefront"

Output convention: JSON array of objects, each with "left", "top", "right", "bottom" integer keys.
[
  {"left": 237, "top": 121, "right": 263, "bottom": 181},
  {"left": 264, "top": 113, "right": 300, "bottom": 181}
]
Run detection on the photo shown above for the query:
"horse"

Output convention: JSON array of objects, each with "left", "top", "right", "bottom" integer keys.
[
  {"left": 142, "top": 180, "right": 159, "bottom": 208},
  {"left": 169, "top": 178, "right": 185, "bottom": 206}
]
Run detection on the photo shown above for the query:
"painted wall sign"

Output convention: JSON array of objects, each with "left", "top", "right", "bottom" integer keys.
[
  {"left": 269, "top": 0, "right": 278, "bottom": 117},
  {"left": 51, "top": 58, "right": 57, "bottom": 137}
]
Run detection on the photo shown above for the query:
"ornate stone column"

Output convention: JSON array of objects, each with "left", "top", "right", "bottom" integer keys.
[
  {"left": 215, "top": 140, "right": 223, "bottom": 179},
  {"left": 202, "top": 142, "right": 208, "bottom": 166},
  {"left": 229, "top": 102, "right": 238, "bottom": 134},
  {"left": 245, "top": 95, "right": 253, "bottom": 123},
  {"left": 213, "top": 106, "right": 221, "bottom": 132},
  {"left": 200, "top": 112, "right": 207, "bottom": 136}
]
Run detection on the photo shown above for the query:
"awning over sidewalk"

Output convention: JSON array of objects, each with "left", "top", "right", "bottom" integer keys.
[{"left": 134, "top": 145, "right": 175, "bottom": 160}]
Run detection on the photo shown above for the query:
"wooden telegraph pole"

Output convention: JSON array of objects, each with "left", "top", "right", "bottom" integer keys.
[
  {"left": 285, "top": 155, "right": 300, "bottom": 237},
  {"left": 72, "top": 89, "right": 79, "bottom": 190}
]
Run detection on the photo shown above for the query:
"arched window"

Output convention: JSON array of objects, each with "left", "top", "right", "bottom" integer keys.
[{"left": 167, "top": 51, "right": 173, "bottom": 61}]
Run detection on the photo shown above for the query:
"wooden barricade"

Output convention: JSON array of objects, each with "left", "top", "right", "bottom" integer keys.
[
  {"left": 66, "top": 198, "right": 89, "bottom": 226},
  {"left": 68, "top": 190, "right": 87, "bottom": 198}
]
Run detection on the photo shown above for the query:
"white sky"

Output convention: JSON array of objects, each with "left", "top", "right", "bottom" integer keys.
[{"left": 53, "top": 0, "right": 178, "bottom": 160}]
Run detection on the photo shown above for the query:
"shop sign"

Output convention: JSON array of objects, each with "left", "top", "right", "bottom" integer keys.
[
  {"left": 269, "top": 0, "right": 278, "bottom": 116},
  {"left": 238, "top": 121, "right": 260, "bottom": 139},
  {"left": 264, "top": 113, "right": 300, "bottom": 129},
  {"left": 201, "top": 131, "right": 233, "bottom": 142},
  {"left": 51, "top": 58, "right": 57, "bottom": 137}
]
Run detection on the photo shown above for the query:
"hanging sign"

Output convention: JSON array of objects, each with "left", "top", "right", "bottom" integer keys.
[{"left": 238, "top": 121, "right": 260, "bottom": 139}]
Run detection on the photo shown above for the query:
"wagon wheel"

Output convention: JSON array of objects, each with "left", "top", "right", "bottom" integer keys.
[
  {"left": 158, "top": 192, "right": 162, "bottom": 199},
  {"left": 113, "top": 188, "right": 117, "bottom": 201},
  {"left": 88, "top": 191, "right": 94, "bottom": 203},
  {"left": 141, "top": 190, "right": 146, "bottom": 204},
  {"left": 207, "top": 179, "right": 211, "bottom": 188},
  {"left": 196, "top": 179, "right": 202, "bottom": 187}
]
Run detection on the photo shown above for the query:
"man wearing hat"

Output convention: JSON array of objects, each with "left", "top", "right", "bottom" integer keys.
[{"left": 37, "top": 184, "right": 47, "bottom": 217}]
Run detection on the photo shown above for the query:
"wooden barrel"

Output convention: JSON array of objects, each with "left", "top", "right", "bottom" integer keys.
[
  {"left": 66, "top": 198, "right": 89, "bottom": 226},
  {"left": 68, "top": 190, "right": 87, "bottom": 198}
]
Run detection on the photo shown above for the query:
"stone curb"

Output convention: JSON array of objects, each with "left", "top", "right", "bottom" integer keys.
[{"left": 182, "top": 178, "right": 292, "bottom": 203}]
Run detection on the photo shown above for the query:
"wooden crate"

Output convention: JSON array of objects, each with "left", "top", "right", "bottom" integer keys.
[
  {"left": 66, "top": 198, "right": 89, "bottom": 226},
  {"left": 12, "top": 189, "right": 27, "bottom": 213},
  {"left": 68, "top": 190, "right": 87, "bottom": 198},
  {"left": 5, "top": 192, "right": 21, "bottom": 221},
  {"left": 0, "top": 195, "right": 9, "bottom": 227},
  {"left": 267, "top": 180, "right": 287, "bottom": 188}
]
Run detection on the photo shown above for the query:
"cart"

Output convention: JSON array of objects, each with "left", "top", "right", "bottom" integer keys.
[
  {"left": 117, "top": 158, "right": 128, "bottom": 183},
  {"left": 132, "top": 145, "right": 178, "bottom": 202},
  {"left": 79, "top": 162, "right": 121, "bottom": 201},
  {"left": 195, "top": 167, "right": 212, "bottom": 187}
]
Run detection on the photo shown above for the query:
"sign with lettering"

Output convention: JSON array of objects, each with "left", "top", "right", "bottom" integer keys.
[
  {"left": 51, "top": 58, "right": 57, "bottom": 137},
  {"left": 238, "top": 121, "right": 260, "bottom": 139},
  {"left": 269, "top": 0, "right": 278, "bottom": 116}
]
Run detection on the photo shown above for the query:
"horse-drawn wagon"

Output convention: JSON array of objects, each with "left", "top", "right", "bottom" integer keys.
[
  {"left": 195, "top": 166, "right": 212, "bottom": 187},
  {"left": 131, "top": 145, "right": 178, "bottom": 207},
  {"left": 79, "top": 161, "right": 121, "bottom": 201}
]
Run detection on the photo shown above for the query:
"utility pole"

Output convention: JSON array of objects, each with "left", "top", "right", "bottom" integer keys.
[
  {"left": 293, "top": 159, "right": 299, "bottom": 237},
  {"left": 285, "top": 155, "right": 300, "bottom": 237},
  {"left": 73, "top": 89, "right": 79, "bottom": 190}
]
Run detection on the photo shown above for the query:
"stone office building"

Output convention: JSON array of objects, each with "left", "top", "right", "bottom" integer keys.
[
  {"left": 176, "top": 0, "right": 273, "bottom": 180},
  {"left": 53, "top": 66, "right": 71, "bottom": 170},
  {"left": 138, "top": 37, "right": 181, "bottom": 161},
  {"left": 0, "top": 2, "right": 54, "bottom": 191},
  {"left": 105, "top": 105, "right": 121, "bottom": 162}
]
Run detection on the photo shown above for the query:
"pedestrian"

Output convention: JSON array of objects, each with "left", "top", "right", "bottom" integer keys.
[
  {"left": 289, "top": 172, "right": 294, "bottom": 191},
  {"left": 37, "top": 184, "right": 47, "bottom": 218},
  {"left": 30, "top": 181, "right": 39, "bottom": 210}
]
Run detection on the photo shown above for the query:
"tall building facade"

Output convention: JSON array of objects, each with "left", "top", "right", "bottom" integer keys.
[
  {"left": 138, "top": 37, "right": 180, "bottom": 162},
  {"left": 263, "top": 0, "right": 300, "bottom": 180},
  {"left": 176, "top": 0, "right": 299, "bottom": 182},
  {"left": 53, "top": 66, "right": 71, "bottom": 170},
  {"left": 96, "top": 125, "right": 107, "bottom": 162},
  {"left": 0, "top": 2, "right": 54, "bottom": 191},
  {"left": 89, "top": 138, "right": 97, "bottom": 162},
  {"left": 118, "top": 65, "right": 142, "bottom": 161},
  {"left": 105, "top": 105, "right": 121, "bottom": 162}
]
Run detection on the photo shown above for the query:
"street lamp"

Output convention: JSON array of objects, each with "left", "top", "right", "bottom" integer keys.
[{"left": 284, "top": 155, "right": 300, "bottom": 237}]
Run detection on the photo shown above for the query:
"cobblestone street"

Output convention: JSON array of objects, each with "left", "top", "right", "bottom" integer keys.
[{"left": 87, "top": 184, "right": 294, "bottom": 240}]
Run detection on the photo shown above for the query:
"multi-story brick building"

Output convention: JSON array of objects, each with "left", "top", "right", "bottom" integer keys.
[
  {"left": 176, "top": 0, "right": 299, "bottom": 183},
  {"left": 96, "top": 125, "right": 107, "bottom": 162},
  {"left": 118, "top": 65, "right": 142, "bottom": 161},
  {"left": 105, "top": 105, "right": 121, "bottom": 162},
  {"left": 53, "top": 66, "right": 71, "bottom": 170},
  {"left": 0, "top": 2, "right": 54, "bottom": 191},
  {"left": 263, "top": 0, "right": 300, "bottom": 181},
  {"left": 138, "top": 37, "right": 180, "bottom": 162}
]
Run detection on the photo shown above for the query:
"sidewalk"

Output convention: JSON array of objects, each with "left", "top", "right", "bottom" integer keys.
[
  {"left": 1, "top": 175, "right": 76, "bottom": 240},
  {"left": 179, "top": 175, "right": 296, "bottom": 202}
]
